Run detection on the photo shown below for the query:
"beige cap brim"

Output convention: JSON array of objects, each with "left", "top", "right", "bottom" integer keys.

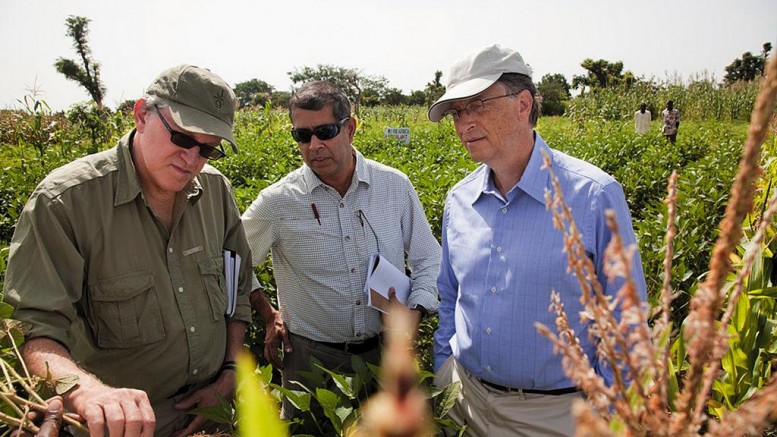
[{"left": 427, "top": 72, "right": 502, "bottom": 122}]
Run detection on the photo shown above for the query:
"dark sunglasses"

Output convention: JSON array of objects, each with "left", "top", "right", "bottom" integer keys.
[
  {"left": 291, "top": 117, "right": 350, "bottom": 144},
  {"left": 154, "top": 105, "right": 226, "bottom": 160}
]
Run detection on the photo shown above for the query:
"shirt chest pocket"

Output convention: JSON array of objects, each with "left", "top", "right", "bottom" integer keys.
[
  {"left": 276, "top": 218, "right": 343, "bottom": 272},
  {"left": 88, "top": 272, "right": 165, "bottom": 349},
  {"left": 198, "top": 256, "right": 227, "bottom": 321}
]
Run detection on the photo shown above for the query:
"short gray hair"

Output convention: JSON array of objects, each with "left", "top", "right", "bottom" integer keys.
[
  {"left": 142, "top": 95, "right": 170, "bottom": 112},
  {"left": 497, "top": 73, "right": 540, "bottom": 127}
]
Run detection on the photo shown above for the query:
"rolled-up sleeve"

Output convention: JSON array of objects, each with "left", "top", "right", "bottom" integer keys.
[
  {"left": 401, "top": 178, "right": 441, "bottom": 314},
  {"left": 4, "top": 192, "right": 84, "bottom": 348}
]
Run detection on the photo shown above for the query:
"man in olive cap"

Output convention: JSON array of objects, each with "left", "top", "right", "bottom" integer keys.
[
  {"left": 4, "top": 65, "right": 252, "bottom": 437},
  {"left": 429, "top": 44, "right": 647, "bottom": 436}
]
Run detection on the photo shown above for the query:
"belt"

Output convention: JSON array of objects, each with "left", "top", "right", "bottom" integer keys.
[
  {"left": 316, "top": 334, "right": 383, "bottom": 354},
  {"left": 479, "top": 379, "right": 579, "bottom": 395}
]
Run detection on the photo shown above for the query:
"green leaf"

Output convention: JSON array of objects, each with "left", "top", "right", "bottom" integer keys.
[
  {"left": 435, "top": 416, "right": 466, "bottom": 435},
  {"left": 273, "top": 385, "right": 311, "bottom": 413},
  {"left": 55, "top": 374, "right": 79, "bottom": 395},
  {"left": 315, "top": 364, "right": 355, "bottom": 399},
  {"left": 0, "top": 302, "right": 15, "bottom": 319},
  {"left": 435, "top": 380, "right": 461, "bottom": 418},
  {"left": 418, "top": 370, "right": 436, "bottom": 384},
  {"left": 187, "top": 398, "right": 232, "bottom": 425},
  {"left": 334, "top": 405, "right": 354, "bottom": 425},
  {"left": 712, "top": 377, "right": 736, "bottom": 409},
  {"left": 746, "top": 286, "right": 777, "bottom": 298},
  {"left": 257, "top": 364, "right": 274, "bottom": 386},
  {"left": 315, "top": 388, "right": 343, "bottom": 432},
  {"left": 315, "top": 388, "right": 339, "bottom": 412}
]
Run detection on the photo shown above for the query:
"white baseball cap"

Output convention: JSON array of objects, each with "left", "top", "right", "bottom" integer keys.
[{"left": 428, "top": 44, "right": 532, "bottom": 122}]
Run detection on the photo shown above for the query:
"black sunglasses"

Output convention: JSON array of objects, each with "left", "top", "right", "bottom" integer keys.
[
  {"left": 291, "top": 117, "right": 350, "bottom": 144},
  {"left": 154, "top": 105, "right": 226, "bottom": 160}
]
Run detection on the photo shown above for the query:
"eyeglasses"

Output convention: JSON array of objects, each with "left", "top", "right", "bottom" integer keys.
[
  {"left": 291, "top": 117, "right": 350, "bottom": 144},
  {"left": 154, "top": 105, "right": 226, "bottom": 160},
  {"left": 442, "top": 93, "right": 519, "bottom": 121}
]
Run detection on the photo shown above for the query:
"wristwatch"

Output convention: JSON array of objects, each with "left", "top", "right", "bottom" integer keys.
[{"left": 411, "top": 305, "right": 429, "bottom": 318}]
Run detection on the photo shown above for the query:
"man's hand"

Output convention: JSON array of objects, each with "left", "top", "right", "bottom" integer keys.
[
  {"left": 249, "top": 288, "right": 292, "bottom": 369},
  {"left": 172, "top": 369, "right": 236, "bottom": 437},
  {"left": 66, "top": 381, "right": 155, "bottom": 437},
  {"left": 11, "top": 396, "right": 65, "bottom": 437},
  {"left": 387, "top": 288, "right": 423, "bottom": 327},
  {"left": 37, "top": 396, "right": 65, "bottom": 437},
  {"left": 264, "top": 310, "right": 292, "bottom": 369}
]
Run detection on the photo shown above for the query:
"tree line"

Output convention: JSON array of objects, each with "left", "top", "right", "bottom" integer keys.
[{"left": 53, "top": 15, "right": 773, "bottom": 119}]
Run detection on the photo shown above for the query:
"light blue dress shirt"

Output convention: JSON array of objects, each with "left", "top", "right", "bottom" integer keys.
[{"left": 434, "top": 132, "right": 647, "bottom": 390}]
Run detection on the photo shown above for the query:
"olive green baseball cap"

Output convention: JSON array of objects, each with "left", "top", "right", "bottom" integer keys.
[{"left": 146, "top": 64, "right": 238, "bottom": 153}]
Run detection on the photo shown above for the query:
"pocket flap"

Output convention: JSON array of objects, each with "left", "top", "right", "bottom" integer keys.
[
  {"left": 90, "top": 272, "right": 154, "bottom": 302},
  {"left": 198, "top": 256, "right": 223, "bottom": 276}
]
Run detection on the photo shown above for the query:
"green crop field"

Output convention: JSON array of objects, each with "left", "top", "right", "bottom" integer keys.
[{"left": 1, "top": 80, "right": 776, "bottom": 434}]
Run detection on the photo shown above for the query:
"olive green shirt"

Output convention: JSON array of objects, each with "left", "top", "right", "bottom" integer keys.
[{"left": 3, "top": 130, "right": 252, "bottom": 406}]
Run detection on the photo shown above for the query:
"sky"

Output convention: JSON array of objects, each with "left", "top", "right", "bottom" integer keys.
[{"left": 2, "top": 0, "right": 776, "bottom": 111}]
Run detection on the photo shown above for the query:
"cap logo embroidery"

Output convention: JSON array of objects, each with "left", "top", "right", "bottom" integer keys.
[{"left": 214, "top": 89, "right": 224, "bottom": 109}]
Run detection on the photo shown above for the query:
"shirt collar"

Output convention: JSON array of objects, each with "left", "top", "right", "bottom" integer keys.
[
  {"left": 516, "top": 132, "right": 552, "bottom": 205},
  {"left": 300, "top": 148, "right": 369, "bottom": 194},
  {"left": 114, "top": 129, "right": 203, "bottom": 207},
  {"left": 472, "top": 131, "right": 551, "bottom": 206}
]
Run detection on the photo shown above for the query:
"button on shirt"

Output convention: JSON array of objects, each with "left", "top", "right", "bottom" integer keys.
[
  {"left": 434, "top": 133, "right": 647, "bottom": 390},
  {"left": 3, "top": 131, "right": 253, "bottom": 406},
  {"left": 242, "top": 151, "right": 441, "bottom": 343}
]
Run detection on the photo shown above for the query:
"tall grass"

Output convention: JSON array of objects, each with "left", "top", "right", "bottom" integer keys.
[
  {"left": 567, "top": 75, "right": 762, "bottom": 124},
  {"left": 538, "top": 55, "right": 777, "bottom": 436}
]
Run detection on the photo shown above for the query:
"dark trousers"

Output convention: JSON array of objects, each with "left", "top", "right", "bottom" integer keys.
[{"left": 280, "top": 332, "right": 382, "bottom": 431}]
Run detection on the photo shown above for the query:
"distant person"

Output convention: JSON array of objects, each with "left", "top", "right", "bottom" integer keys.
[
  {"left": 241, "top": 81, "right": 441, "bottom": 425},
  {"left": 4, "top": 65, "right": 252, "bottom": 437},
  {"left": 661, "top": 100, "right": 680, "bottom": 143},
  {"left": 428, "top": 44, "right": 647, "bottom": 436},
  {"left": 634, "top": 102, "right": 651, "bottom": 134}
]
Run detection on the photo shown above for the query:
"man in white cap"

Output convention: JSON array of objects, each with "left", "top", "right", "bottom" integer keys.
[
  {"left": 4, "top": 65, "right": 252, "bottom": 437},
  {"left": 429, "top": 44, "right": 647, "bottom": 436}
]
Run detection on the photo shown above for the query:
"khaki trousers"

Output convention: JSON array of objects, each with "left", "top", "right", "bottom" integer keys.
[{"left": 434, "top": 356, "right": 581, "bottom": 437}]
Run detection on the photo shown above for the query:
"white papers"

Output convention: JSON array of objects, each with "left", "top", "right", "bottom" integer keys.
[
  {"left": 364, "top": 254, "right": 411, "bottom": 314},
  {"left": 223, "top": 249, "right": 241, "bottom": 318}
]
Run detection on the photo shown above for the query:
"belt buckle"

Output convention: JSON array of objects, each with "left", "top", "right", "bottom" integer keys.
[
  {"left": 343, "top": 340, "right": 362, "bottom": 353},
  {"left": 499, "top": 386, "right": 523, "bottom": 395}
]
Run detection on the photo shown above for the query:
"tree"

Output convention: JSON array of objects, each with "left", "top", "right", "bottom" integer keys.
[
  {"left": 288, "top": 64, "right": 388, "bottom": 115},
  {"left": 572, "top": 58, "right": 634, "bottom": 94},
  {"left": 381, "top": 88, "right": 407, "bottom": 106},
  {"left": 423, "top": 71, "right": 446, "bottom": 106},
  {"left": 724, "top": 42, "right": 773, "bottom": 85},
  {"left": 54, "top": 16, "right": 106, "bottom": 109},
  {"left": 271, "top": 91, "right": 292, "bottom": 109},
  {"left": 234, "top": 79, "right": 275, "bottom": 108},
  {"left": 406, "top": 90, "right": 426, "bottom": 106},
  {"left": 537, "top": 73, "right": 571, "bottom": 116}
]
